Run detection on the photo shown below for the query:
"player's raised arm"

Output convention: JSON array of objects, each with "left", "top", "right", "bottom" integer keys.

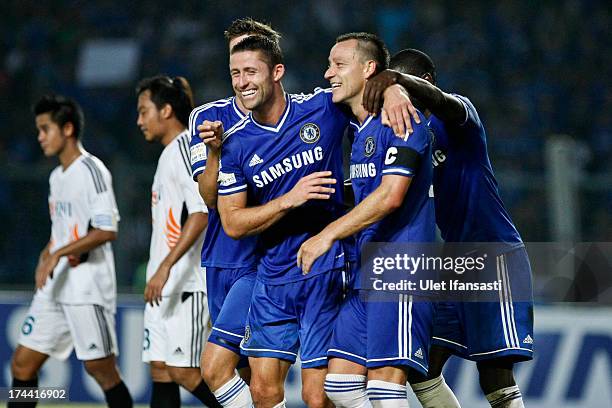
[
  {"left": 195, "top": 120, "right": 224, "bottom": 209},
  {"left": 217, "top": 171, "right": 337, "bottom": 239},
  {"left": 364, "top": 69, "right": 466, "bottom": 126}
]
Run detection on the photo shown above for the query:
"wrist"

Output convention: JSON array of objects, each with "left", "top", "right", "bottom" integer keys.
[
  {"left": 278, "top": 194, "right": 295, "bottom": 211},
  {"left": 321, "top": 226, "right": 340, "bottom": 243},
  {"left": 160, "top": 260, "right": 173, "bottom": 271}
]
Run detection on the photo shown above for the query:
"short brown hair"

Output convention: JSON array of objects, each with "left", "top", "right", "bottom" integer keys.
[
  {"left": 230, "top": 35, "right": 284, "bottom": 69},
  {"left": 224, "top": 17, "right": 281, "bottom": 45}
]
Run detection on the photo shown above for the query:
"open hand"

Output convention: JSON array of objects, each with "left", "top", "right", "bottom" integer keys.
[
  {"left": 144, "top": 263, "right": 171, "bottom": 306},
  {"left": 297, "top": 233, "right": 335, "bottom": 274}
]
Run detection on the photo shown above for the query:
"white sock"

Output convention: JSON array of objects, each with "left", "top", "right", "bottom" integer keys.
[
  {"left": 485, "top": 385, "right": 524, "bottom": 408},
  {"left": 367, "top": 380, "right": 409, "bottom": 408},
  {"left": 411, "top": 375, "right": 461, "bottom": 408},
  {"left": 325, "top": 374, "right": 372, "bottom": 408},
  {"left": 213, "top": 374, "right": 253, "bottom": 408},
  {"left": 272, "top": 398, "right": 287, "bottom": 408}
]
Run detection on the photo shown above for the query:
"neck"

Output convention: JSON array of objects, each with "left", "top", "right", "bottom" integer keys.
[
  {"left": 348, "top": 92, "right": 369, "bottom": 124},
  {"left": 59, "top": 141, "right": 82, "bottom": 170},
  {"left": 253, "top": 85, "right": 286, "bottom": 126},
  {"left": 161, "top": 122, "right": 186, "bottom": 146}
]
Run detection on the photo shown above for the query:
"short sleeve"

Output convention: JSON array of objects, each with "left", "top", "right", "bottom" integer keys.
[
  {"left": 381, "top": 113, "right": 430, "bottom": 177},
  {"left": 189, "top": 109, "right": 210, "bottom": 181},
  {"left": 217, "top": 138, "right": 247, "bottom": 196},
  {"left": 454, "top": 94, "right": 481, "bottom": 128},
  {"left": 85, "top": 167, "right": 120, "bottom": 232},
  {"left": 178, "top": 149, "right": 208, "bottom": 214}
]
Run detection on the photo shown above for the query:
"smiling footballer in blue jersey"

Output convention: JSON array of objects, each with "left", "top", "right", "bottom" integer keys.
[
  {"left": 188, "top": 18, "right": 283, "bottom": 408},
  {"left": 205, "top": 35, "right": 351, "bottom": 408},
  {"left": 360, "top": 48, "right": 534, "bottom": 408},
  {"left": 297, "top": 33, "right": 438, "bottom": 408}
]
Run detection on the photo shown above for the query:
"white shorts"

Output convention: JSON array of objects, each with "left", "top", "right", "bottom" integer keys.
[
  {"left": 142, "top": 291, "right": 210, "bottom": 367},
  {"left": 18, "top": 292, "right": 118, "bottom": 361}
]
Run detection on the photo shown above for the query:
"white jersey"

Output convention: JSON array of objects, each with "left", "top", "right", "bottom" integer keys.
[
  {"left": 146, "top": 130, "right": 207, "bottom": 295},
  {"left": 40, "top": 152, "right": 120, "bottom": 311}
]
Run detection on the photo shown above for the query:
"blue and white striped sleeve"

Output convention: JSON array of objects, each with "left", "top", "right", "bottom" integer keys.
[{"left": 217, "top": 138, "right": 247, "bottom": 196}]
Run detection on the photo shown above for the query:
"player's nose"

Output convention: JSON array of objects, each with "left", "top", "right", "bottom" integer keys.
[
  {"left": 324, "top": 67, "right": 334, "bottom": 80},
  {"left": 237, "top": 73, "right": 249, "bottom": 89}
]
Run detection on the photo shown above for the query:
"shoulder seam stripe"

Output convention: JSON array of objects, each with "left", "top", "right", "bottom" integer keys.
[
  {"left": 189, "top": 98, "right": 233, "bottom": 137},
  {"left": 177, "top": 137, "right": 192, "bottom": 177},
  {"left": 82, "top": 159, "right": 101, "bottom": 193},
  {"left": 222, "top": 117, "right": 250, "bottom": 141},
  {"left": 84, "top": 157, "right": 107, "bottom": 192},
  {"left": 82, "top": 157, "right": 107, "bottom": 193}
]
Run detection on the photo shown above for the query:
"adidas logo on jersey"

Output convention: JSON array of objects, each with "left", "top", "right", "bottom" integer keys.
[
  {"left": 88, "top": 343, "right": 98, "bottom": 350},
  {"left": 173, "top": 347, "right": 184, "bottom": 355},
  {"left": 414, "top": 348, "right": 424, "bottom": 359},
  {"left": 523, "top": 335, "right": 533, "bottom": 344},
  {"left": 249, "top": 154, "right": 264, "bottom": 167}
]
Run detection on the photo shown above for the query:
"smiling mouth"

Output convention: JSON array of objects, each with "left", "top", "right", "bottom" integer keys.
[
  {"left": 241, "top": 89, "right": 257, "bottom": 98},
  {"left": 331, "top": 83, "right": 342, "bottom": 89}
]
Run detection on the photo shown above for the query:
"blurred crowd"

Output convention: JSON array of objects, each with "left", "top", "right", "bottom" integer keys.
[{"left": 1, "top": 0, "right": 610, "bottom": 288}]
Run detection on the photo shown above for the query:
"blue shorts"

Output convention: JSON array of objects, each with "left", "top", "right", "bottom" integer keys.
[
  {"left": 206, "top": 266, "right": 257, "bottom": 355},
  {"left": 328, "top": 290, "right": 434, "bottom": 375},
  {"left": 432, "top": 248, "right": 534, "bottom": 361},
  {"left": 328, "top": 290, "right": 367, "bottom": 365},
  {"left": 240, "top": 269, "right": 346, "bottom": 368}
]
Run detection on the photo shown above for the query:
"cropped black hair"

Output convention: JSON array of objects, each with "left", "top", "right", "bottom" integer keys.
[
  {"left": 136, "top": 75, "right": 194, "bottom": 127},
  {"left": 390, "top": 49, "right": 437, "bottom": 84},
  {"left": 33, "top": 94, "right": 85, "bottom": 139},
  {"left": 335, "top": 32, "right": 390, "bottom": 74}
]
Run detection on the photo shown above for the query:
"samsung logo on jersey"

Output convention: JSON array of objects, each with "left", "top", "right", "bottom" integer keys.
[
  {"left": 350, "top": 163, "right": 377, "bottom": 179},
  {"left": 253, "top": 146, "right": 324, "bottom": 188}
]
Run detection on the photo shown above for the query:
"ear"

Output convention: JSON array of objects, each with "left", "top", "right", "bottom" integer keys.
[
  {"left": 62, "top": 122, "right": 75, "bottom": 139},
  {"left": 272, "top": 64, "right": 285, "bottom": 82},
  {"left": 364, "top": 60, "right": 378, "bottom": 80},
  {"left": 422, "top": 73, "right": 434, "bottom": 85},
  {"left": 160, "top": 103, "right": 173, "bottom": 120}
]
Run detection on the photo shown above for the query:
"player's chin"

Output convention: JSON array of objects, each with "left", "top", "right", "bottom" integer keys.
[
  {"left": 243, "top": 99, "right": 260, "bottom": 111},
  {"left": 331, "top": 93, "right": 346, "bottom": 104}
]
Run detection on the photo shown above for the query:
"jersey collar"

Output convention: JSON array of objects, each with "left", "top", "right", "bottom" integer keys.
[
  {"left": 249, "top": 93, "right": 291, "bottom": 133},
  {"left": 232, "top": 97, "right": 246, "bottom": 119},
  {"left": 349, "top": 114, "right": 374, "bottom": 133}
]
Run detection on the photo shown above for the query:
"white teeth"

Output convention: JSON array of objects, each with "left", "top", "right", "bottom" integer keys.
[
  {"left": 242, "top": 89, "right": 256, "bottom": 97},
  {"left": 331, "top": 83, "right": 341, "bottom": 88}
]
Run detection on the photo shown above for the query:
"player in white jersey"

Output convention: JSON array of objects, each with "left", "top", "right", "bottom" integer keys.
[
  {"left": 9, "top": 94, "right": 133, "bottom": 408},
  {"left": 136, "top": 75, "right": 220, "bottom": 408}
]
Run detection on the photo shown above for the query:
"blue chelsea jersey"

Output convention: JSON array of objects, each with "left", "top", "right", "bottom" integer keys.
[
  {"left": 218, "top": 89, "right": 351, "bottom": 284},
  {"left": 188, "top": 97, "right": 258, "bottom": 268},
  {"left": 350, "top": 113, "right": 436, "bottom": 250},
  {"left": 430, "top": 94, "right": 522, "bottom": 246}
]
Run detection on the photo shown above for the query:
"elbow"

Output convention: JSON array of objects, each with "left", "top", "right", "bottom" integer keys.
[
  {"left": 220, "top": 217, "right": 246, "bottom": 239},
  {"left": 224, "top": 225, "right": 245, "bottom": 240},
  {"left": 382, "top": 194, "right": 403, "bottom": 213}
]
